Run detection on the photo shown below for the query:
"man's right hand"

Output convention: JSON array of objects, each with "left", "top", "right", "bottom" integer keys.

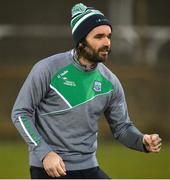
[{"left": 42, "top": 151, "right": 66, "bottom": 177}]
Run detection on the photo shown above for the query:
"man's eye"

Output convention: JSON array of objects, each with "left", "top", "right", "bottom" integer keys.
[
  {"left": 108, "top": 34, "right": 112, "bottom": 39},
  {"left": 95, "top": 35, "right": 102, "bottom": 39}
]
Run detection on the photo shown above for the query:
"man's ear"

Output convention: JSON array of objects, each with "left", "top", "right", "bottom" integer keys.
[
  {"left": 78, "top": 43, "right": 84, "bottom": 48},
  {"left": 77, "top": 43, "right": 85, "bottom": 51}
]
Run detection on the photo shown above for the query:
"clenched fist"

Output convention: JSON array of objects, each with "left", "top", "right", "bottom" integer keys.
[{"left": 143, "top": 134, "right": 162, "bottom": 153}]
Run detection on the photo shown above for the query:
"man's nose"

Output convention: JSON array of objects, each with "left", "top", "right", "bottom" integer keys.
[{"left": 103, "top": 37, "right": 111, "bottom": 47}]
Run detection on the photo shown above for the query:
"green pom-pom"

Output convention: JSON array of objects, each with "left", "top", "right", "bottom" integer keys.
[{"left": 71, "top": 3, "right": 87, "bottom": 17}]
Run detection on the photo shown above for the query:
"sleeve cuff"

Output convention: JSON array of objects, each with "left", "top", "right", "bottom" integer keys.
[{"left": 33, "top": 142, "right": 53, "bottom": 162}]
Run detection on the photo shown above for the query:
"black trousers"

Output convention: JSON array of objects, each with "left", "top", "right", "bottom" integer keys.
[{"left": 30, "top": 166, "right": 110, "bottom": 179}]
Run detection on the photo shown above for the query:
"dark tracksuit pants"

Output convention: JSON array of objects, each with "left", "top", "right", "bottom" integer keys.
[{"left": 30, "top": 166, "right": 110, "bottom": 179}]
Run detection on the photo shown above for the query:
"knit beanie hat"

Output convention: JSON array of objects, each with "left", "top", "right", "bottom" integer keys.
[{"left": 70, "top": 3, "right": 112, "bottom": 47}]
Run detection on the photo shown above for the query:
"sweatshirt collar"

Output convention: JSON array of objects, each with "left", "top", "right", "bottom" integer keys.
[{"left": 70, "top": 49, "right": 98, "bottom": 72}]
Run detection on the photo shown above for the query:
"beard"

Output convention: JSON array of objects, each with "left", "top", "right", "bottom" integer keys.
[{"left": 77, "top": 40, "right": 111, "bottom": 63}]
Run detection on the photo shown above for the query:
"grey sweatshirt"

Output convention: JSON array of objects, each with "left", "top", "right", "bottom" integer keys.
[{"left": 11, "top": 50, "right": 146, "bottom": 170}]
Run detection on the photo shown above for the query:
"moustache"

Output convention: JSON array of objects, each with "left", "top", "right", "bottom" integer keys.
[{"left": 98, "top": 46, "right": 111, "bottom": 54}]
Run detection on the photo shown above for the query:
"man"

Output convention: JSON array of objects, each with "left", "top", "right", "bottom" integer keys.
[{"left": 11, "top": 3, "right": 162, "bottom": 179}]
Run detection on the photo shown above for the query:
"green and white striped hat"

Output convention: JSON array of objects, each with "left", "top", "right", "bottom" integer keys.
[{"left": 70, "top": 3, "right": 112, "bottom": 47}]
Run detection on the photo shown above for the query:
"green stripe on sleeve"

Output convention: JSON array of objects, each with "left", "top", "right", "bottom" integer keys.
[{"left": 21, "top": 115, "right": 41, "bottom": 145}]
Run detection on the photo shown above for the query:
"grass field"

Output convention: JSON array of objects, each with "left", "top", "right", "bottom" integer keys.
[{"left": 0, "top": 141, "right": 169, "bottom": 179}]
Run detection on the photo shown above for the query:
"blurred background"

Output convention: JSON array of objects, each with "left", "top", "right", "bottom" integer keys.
[{"left": 0, "top": 0, "right": 170, "bottom": 178}]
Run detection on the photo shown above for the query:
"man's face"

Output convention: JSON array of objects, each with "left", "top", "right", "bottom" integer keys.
[{"left": 79, "top": 25, "right": 112, "bottom": 63}]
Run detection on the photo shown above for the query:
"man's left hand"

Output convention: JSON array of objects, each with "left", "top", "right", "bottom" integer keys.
[{"left": 143, "top": 134, "right": 162, "bottom": 153}]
